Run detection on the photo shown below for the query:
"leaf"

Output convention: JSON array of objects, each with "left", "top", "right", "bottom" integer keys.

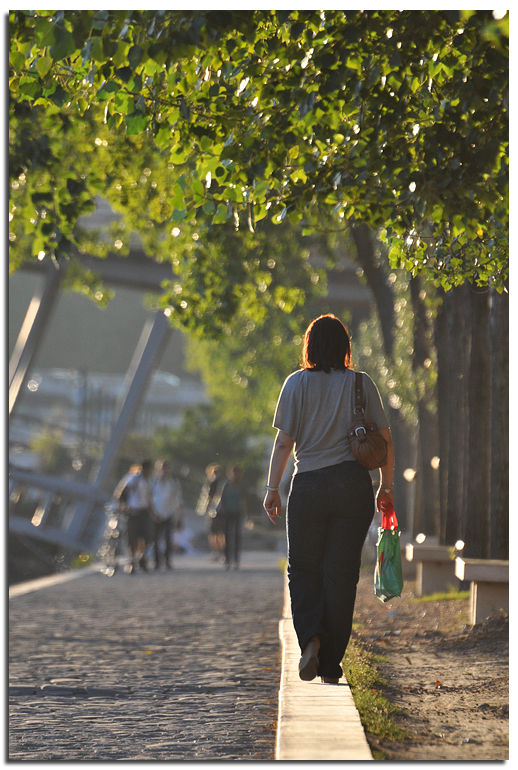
[
  {"left": 171, "top": 183, "right": 185, "bottom": 210},
  {"left": 272, "top": 207, "right": 287, "bottom": 224},
  {"left": 35, "top": 56, "right": 53, "bottom": 78},
  {"left": 50, "top": 27, "right": 77, "bottom": 60},
  {"left": 253, "top": 204, "right": 268, "bottom": 223},
  {"left": 128, "top": 45, "right": 143, "bottom": 69},
  {"left": 10, "top": 50, "right": 26, "bottom": 71},
  {"left": 125, "top": 112, "right": 149, "bottom": 135},
  {"left": 192, "top": 178, "right": 205, "bottom": 199},
  {"left": 18, "top": 76, "right": 42, "bottom": 99},
  {"left": 154, "top": 125, "right": 171, "bottom": 149},
  {"left": 90, "top": 36, "right": 105, "bottom": 63},
  {"left": 169, "top": 146, "right": 191, "bottom": 165},
  {"left": 34, "top": 18, "right": 57, "bottom": 47},
  {"left": 213, "top": 203, "right": 228, "bottom": 224},
  {"left": 112, "top": 41, "right": 130, "bottom": 67},
  {"left": 114, "top": 90, "right": 135, "bottom": 114},
  {"left": 97, "top": 80, "right": 119, "bottom": 101}
]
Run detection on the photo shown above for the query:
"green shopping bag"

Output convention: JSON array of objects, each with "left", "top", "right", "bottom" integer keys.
[{"left": 374, "top": 504, "right": 403, "bottom": 603}]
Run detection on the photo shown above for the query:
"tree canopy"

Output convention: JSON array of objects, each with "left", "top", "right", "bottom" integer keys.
[{"left": 9, "top": 9, "right": 508, "bottom": 295}]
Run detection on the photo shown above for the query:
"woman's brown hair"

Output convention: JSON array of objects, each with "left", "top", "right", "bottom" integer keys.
[{"left": 301, "top": 313, "right": 351, "bottom": 372}]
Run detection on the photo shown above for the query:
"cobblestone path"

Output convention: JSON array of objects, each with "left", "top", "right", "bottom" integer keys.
[{"left": 9, "top": 552, "right": 284, "bottom": 761}]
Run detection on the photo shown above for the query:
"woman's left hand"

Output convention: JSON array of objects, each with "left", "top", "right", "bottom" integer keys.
[{"left": 263, "top": 490, "right": 282, "bottom": 525}]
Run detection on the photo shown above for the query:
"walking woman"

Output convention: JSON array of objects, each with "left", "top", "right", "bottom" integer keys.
[{"left": 263, "top": 314, "right": 394, "bottom": 683}]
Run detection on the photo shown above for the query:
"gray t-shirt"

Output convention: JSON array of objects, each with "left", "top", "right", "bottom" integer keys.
[{"left": 273, "top": 368, "right": 389, "bottom": 475}]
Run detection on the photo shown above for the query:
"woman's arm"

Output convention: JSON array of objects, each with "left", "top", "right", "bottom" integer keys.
[
  {"left": 377, "top": 427, "right": 395, "bottom": 509},
  {"left": 263, "top": 429, "right": 294, "bottom": 524}
]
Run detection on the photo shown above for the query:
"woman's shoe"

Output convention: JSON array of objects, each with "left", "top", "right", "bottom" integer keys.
[
  {"left": 298, "top": 638, "right": 320, "bottom": 681},
  {"left": 321, "top": 676, "right": 340, "bottom": 684}
]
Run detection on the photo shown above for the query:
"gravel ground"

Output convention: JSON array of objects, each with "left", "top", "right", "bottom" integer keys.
[
  {"left": 9, "top": 553, "right": 284, "bottom": 761},
  {"left": 353, "top": 567, "right": 509, "bottom": 761}
]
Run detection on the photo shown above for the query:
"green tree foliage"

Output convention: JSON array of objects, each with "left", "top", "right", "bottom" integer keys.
[
  {"left": 9, "top": 104, "right": 120, "bottom": 305},
  {"left": 10, "top": 81, "right": 322, "bottom": 336},
  {"left": 185, "top": 309, "right": 304, "bottom": 433},
  {"left": 177, "top": 219, "right": 330, "bottom": 431},
  {"left": 10, "top": 9, "right": 508, "bottom": 293},
  {"left": 30, "top": 429, "right": 72, "bottom": 474}
]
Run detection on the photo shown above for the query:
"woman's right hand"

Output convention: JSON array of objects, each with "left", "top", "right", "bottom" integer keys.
[
  {"left": 376, "top": 486, "right": 395, "bottom": 511},
  {"left": 263, "top": 490, "right": 282, "bottom": 525}
]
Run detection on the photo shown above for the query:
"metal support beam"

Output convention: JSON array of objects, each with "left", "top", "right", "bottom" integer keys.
[
  {"left": 9, "top": 467, "right": 108, "bottom": 504},
  {"left": 95, "top": 309, "right": 172, "bottom": 489},
  {"left": 19, "top": 250, "right": 175, "bottom": 292},
  {"left": 9, "top": 517, "right": 88, "bottom": 553},
  {"left": 66, "top": 310, "right": 172, "bottom": 545},
  {"left": 9, "top": 264, "right": 62, "bottom": 417}
]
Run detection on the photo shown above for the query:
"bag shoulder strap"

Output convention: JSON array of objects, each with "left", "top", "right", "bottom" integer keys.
[{"left": 354, "top": 371, "right": 365, "bottom": 415}]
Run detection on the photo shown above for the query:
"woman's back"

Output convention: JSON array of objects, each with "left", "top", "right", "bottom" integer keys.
[
  {"left": 263, "top": 313, "right": 395, "bottom": 685},
  {"left": 273, "top": 368, "right": 388, "bottom": 474}
]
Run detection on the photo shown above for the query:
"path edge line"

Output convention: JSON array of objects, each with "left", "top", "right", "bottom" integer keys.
[{"left": 9, "top": 563, "right": 104, "bottom": 599}]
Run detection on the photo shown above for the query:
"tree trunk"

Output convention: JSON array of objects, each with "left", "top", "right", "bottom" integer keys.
[
  {"left": 489, "top": 288, "right": 509, "bottom": 559},
  {"left": 442, "top": 284, "right": 471, "bottom": 545},
  {"left": 463, "top": 288, "right": 491, "bottom": 558},
  {"left": 350, "top": 223, "right": 411, "bottom": 531},
  {"left": 350, "top": 224, "right": 396, "bottom": 356},
  {"left": 435, "top": 296, "right": 450, "bottom": 541},
  {"left": 409, "top": 276, "right": 440, "bottom": 537}
]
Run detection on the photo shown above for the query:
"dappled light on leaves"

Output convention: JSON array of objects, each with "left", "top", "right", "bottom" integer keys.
[{"left": 9, "top": 9, "right": 508, "bottom": 297}]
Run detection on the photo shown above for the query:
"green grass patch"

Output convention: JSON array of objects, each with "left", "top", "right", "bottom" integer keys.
[
  {"left": 412, "top": 589, "right": 470, "bottom": 603},
  {"left": 343, "top": 635, "right": 406, "bottom": 742}
]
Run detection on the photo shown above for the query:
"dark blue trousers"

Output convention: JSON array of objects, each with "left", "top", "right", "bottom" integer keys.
[
  {"left": 224, "top": 514, "right": 242, "bottom": 567},
  {"left": 286, "top": 461, "right": 374, "bottom": 679}
]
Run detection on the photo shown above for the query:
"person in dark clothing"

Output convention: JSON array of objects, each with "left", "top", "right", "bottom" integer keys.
[
  {"left": 218, "top": 466, "right": 247, "bottom": 570},
  {"left": 263, "top": 314, "right": 395, "bottom": 683},
  {"left": 204, "top": 464, "right": 226, "bottom": 561}
]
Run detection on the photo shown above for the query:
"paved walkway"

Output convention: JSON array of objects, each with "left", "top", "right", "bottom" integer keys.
[
  {"left": 9, "top": 550, "right": 372, "bottom": 761},
  {"left": 9, "top": 552, "right": 283, "bottom": 761}
]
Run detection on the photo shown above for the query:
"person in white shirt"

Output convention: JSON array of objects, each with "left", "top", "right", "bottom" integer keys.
[
  {"left": 152, "top": 459, "right": 184, "bottom": 569},
  {"left": 115, "top": 459, "right": 155, "bottom": 574}
]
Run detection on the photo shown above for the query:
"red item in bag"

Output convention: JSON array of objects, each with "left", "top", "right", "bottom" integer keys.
[{"left": 380, "top": 502, "right": 398, "bottom": 531}]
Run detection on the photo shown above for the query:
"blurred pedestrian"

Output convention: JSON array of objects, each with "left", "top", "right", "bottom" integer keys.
[
  {"left": 218, "top": 466, "right": 247, "bottom": 570},
  {"left": 152, "top": 459, "right": 184, "bottom": 569},
  {"left": 198, "top": 464, "right": 226, "bottom": 561},
  {"left": 263, "top": 314, "right": 394, "bottom": 683},
  {"left": 114, "top": 459, "right": 155, "bottom": 574}
]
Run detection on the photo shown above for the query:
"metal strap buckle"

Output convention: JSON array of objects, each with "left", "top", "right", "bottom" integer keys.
[{"left": 354, "top": 426, "right": 367, "bottom": 438}]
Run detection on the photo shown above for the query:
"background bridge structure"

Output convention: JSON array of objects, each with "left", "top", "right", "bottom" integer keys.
[{"left": 9, "top": 249, "right": 175, "bottom": 554}]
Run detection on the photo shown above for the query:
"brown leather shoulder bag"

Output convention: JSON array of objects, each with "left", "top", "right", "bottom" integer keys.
[{"left": 347, "top": 372, "right": 388, "bottom": 470}]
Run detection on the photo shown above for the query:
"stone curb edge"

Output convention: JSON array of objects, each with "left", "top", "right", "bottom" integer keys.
[{"left": 275, "top": 574, "right": 373, "bottom": 761}]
